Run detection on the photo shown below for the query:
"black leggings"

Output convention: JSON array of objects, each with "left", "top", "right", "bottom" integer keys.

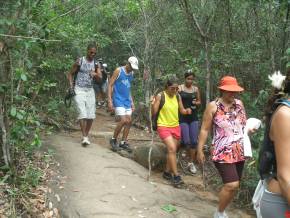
[{"left": 214, "top": 161, "right": 245, "bottom": 183}]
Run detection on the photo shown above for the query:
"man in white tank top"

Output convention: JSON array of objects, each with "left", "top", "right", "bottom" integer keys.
[{"left": 67, "top": 43, "right": 102, "bottom": 146}]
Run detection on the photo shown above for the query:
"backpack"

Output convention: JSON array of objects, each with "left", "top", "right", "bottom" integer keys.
[
  {"left": 258, "top": 99, "right": 290, "bottom": 179},
  {"left": 65, "top": 57, "right": 97, "bottom": 107},
  {"left": 151, "top": 92, "right": 179, "bottom": 131},
  {"left": 73, "top": 57, "right": 98, "bottom": 86}
]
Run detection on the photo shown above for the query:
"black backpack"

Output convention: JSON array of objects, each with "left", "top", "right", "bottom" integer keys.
[
  {"left": 258, "top": 99, "right": 290, "bottom": 179},
  {"left": 151, "top": 92, "right": 179, "bottom": 131}
]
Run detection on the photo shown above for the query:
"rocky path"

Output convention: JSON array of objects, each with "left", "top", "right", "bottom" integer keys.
[{"left": 44, "top": 109, "right": 255, "bottom": 218}]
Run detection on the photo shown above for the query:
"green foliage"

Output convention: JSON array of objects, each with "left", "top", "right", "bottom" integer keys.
[{"left": 1, "top": 0, "right": 290, "bottom": 213}]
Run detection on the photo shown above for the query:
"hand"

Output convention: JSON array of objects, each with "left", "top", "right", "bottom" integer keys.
[
  {"left": 90, "top": 70, "right": 97, "bottom": 78},
  {"left": 150, "top": 96, "right": 155, "bottom": 105},
  {"left": 248, "top": 128, "right": 257, "bottom": 135},
  {"left": 131, "top": 103, "right": 135, "bottom": 112},
  {"left": 108, "top": 100, "right": 114, "bottom": 112},
  {"left": 186, "top": 108, "right": 192, "bottom": 115},
  {"left": 69, "top": 87, "right": 76, "bottom": 96},
  {"left": 197, "top": 150, "right": 205, "bottom": 164}
]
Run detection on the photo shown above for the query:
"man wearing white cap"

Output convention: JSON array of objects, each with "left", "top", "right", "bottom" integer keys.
[{"left": 108, "top": 56, "right": 139, "bottom": 152}]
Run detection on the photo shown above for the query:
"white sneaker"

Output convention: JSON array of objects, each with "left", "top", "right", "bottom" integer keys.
[
  {"left": 188, "top": 162, "right": 197, "bottom": 174},
  {"left": 81, "top": 137, "right": 90, "bottom": 146},
  {"left": 213, "top": 210, "right": 228, "bottom": 218}
]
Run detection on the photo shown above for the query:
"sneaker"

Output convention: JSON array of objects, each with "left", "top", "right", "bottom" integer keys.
[
  {"left": 110, "top": 138, "right": 119, "bottom": 152},
  {"left": 162, "top": 171, "right": 172, "bottom": 181},
  {"left": 171, "top": 175, "right": 184, "bottom": 186},
  {"left": 81, "top": 137, "right": 90, "bottom": 146},
  {"left": 188, "top": 162, "right": 197, "bottom": 174},
  {"left": 119, "top": 141, "right": 132, "bottom": 153},
  {"left": 213, "top": 210, "right": 228, "bottom": 218}
]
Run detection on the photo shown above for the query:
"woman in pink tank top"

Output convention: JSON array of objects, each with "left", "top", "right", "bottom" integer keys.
[{"left": 197, "top": 76, "right": 248, "bottom": 218}]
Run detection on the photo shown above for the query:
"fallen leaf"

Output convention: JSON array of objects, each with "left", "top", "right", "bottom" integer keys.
[{"left": 55, "top": 194, "right": 61, "bottom": 202}]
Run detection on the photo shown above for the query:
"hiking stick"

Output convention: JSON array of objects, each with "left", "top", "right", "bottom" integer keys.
[
  {"left": 147, "top": 146, "right": 153, "bottom": 181},
  {"left": 147, "top": 89, "right": 160, "bottom": 181},
  {"left": 202, "top": 163, "right": 207, "bottom": 191}
]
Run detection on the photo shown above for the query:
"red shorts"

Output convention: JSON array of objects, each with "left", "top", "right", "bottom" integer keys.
[{"left": 157, "top": 126, "right": 181, "bottom": 140}]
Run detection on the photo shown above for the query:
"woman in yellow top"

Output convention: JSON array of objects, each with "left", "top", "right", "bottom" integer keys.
[{"left": 152, "top": 78, "right": 191, "bottom": 186}]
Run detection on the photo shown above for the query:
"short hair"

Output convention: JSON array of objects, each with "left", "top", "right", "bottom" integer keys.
[
  {"left": 184, "top": 69, "right": 195, "bottom": 79},
  {"left": 87, "top": 42, "right": 97, "bottom": 50}
]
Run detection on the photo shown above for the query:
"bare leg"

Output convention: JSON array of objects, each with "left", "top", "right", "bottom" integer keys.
[
  {"left": 79, "top": 119, "right": 86, "bottom": 137},
  {"left": 218, "top": 181, "right": 239, "bottom": 212},
  {"left": 189, "top": 148, "right": 197, "bottom": 162},
  {"left": 113, "top": 116, "right": 126, "bottom": 139},
  {"left": 85, "top": 119, "right": 93, "bottom": 136},
  {"left": 165, "top": 156, "right": 171, "bottom": 172},
  {"left": 163, "top": 136, "right": 179, "bottom": 175},
  {"left": 121, "top": 115, "right": 131, "bottom": 141}
]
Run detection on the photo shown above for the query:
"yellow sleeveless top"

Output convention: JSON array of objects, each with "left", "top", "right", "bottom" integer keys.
[{"left": 157, "top": 92, "right": 179, "bottom": 127}]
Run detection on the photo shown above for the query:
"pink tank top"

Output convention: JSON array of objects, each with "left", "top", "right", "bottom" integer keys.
[{"left": 211, "top": 99, "right": 246, "bottom": 163}]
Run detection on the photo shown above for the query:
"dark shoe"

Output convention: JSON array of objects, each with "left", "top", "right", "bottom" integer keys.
[
  {"left": 119, "top": 141, "right": 132, "bottom": 153},
  {"left": 162, "top": 171, "right": 172, "bottom": 181},
  {"left": 171, "top": 175, "right": 184, "bottom": 187},
  {"left": 110, "top": 138, "right": 119, "bottom": 152}
]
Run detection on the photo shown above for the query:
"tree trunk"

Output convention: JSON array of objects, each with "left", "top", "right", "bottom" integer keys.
[
  {"left": 0, "top": 96, "right": 10, "bottom": 166},
  {"left": 204, "top": 39, "right": 211, "bottom": 103},
  {"left": 0, "top": 41, "right": 11, "bottom": 166},
  {"left": 280, "top": 1, "right": 290, "bottom": 70}
]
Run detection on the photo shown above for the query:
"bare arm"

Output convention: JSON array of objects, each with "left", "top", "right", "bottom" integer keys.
[
  {"left": 197, "top": 101, "right": 216, "bottom": 163},
  {"left": 151, "top": 93, "right": 161, "bottom": 116},
  {"left": 271, "top": 106, "right": 290, "bottom": 205},
  {"left": 67, "top": 59, "right": 79, "bottom": 88},
  {"left": 178, "top": 93, "right": 191, "bottom": 115},
  {"left": 95, "top": 63, "right": 102, "bottom": 79},
  {"left": 107, "top": 68, "right": 120, "bottom": 111},
  {"left": 131, "top": 94, "right": 135, "bottom": 111},
  {"left": 195, "top": 86, "right": 201, "bottom": 106}
]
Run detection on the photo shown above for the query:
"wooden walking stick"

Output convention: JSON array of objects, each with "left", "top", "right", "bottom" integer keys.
[
  {"left": 202, "top": 162, "right": 207, "bottom": 191},
  {"left": 147, "top": 90, "right": 160, "bottom": 181}
]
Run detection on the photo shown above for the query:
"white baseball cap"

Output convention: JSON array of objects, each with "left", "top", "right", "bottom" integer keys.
[{"left": 128, "top": 56, "right": 139, "bottom": 70}]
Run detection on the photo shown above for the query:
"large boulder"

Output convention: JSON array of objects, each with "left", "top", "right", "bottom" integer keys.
[{"left": 132, "top": 142, "right": 167, "bottom": 170}]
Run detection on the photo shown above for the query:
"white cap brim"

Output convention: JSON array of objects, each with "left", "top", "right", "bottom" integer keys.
[{"left": 131, "top": 64, "right": 138, "bottom": 70}]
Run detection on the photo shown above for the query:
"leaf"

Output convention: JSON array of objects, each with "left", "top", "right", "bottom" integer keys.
[
  {"left": 286, "top": 48, "right": 290, "bottom": 56},
  {"left": 10, "top": 107, "right": 17, "bottom": 117},
  {"left": 16, "top": 113, "right": 24, "bottom": 120},
  {"left": 20, "top": 73, "right": 27, "bottom": 81},
  {"left": 286, "top": 62, "right": 290, "bottom": 68}
]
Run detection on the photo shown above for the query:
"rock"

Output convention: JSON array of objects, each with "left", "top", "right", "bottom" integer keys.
[{"left": 133, "top": 143, "right": 166, "bottom": 170}]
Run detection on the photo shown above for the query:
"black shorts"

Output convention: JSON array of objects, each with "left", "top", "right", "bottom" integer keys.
[{"left": 214, "top": 161, "right": 245, "bottom": 184}]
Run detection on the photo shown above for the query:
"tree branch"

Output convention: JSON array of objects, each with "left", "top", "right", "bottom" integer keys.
[
  {"left": 0, "top": 34, "right": 61, "bottom": 42},
  {"left": 41, "top": 0, "right": 90, "bottom": 28}
]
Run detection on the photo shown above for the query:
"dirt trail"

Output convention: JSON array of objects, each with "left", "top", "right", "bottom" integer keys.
[{"left": 45, "top": 109, "right": 255, "bottom": 218}]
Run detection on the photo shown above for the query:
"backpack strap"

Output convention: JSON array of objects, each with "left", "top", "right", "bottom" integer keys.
[
  {"left": 159, "top": 91, "right": 165, "bottom": 111},
  {"left": 276, "top": 99, "right": 290, "bottom": 107},
  {"left": 73, "top": 57, "right": 83, "bottom": 87}
]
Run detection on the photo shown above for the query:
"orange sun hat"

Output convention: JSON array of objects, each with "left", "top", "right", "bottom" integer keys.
[{"left": 218, "top": 76, "right": 244, "bottom": 92}]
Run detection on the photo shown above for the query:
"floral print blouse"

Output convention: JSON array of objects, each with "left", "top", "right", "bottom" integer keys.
[{"left": 211, "top": 99, "right": 247, "bottom": 163}]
